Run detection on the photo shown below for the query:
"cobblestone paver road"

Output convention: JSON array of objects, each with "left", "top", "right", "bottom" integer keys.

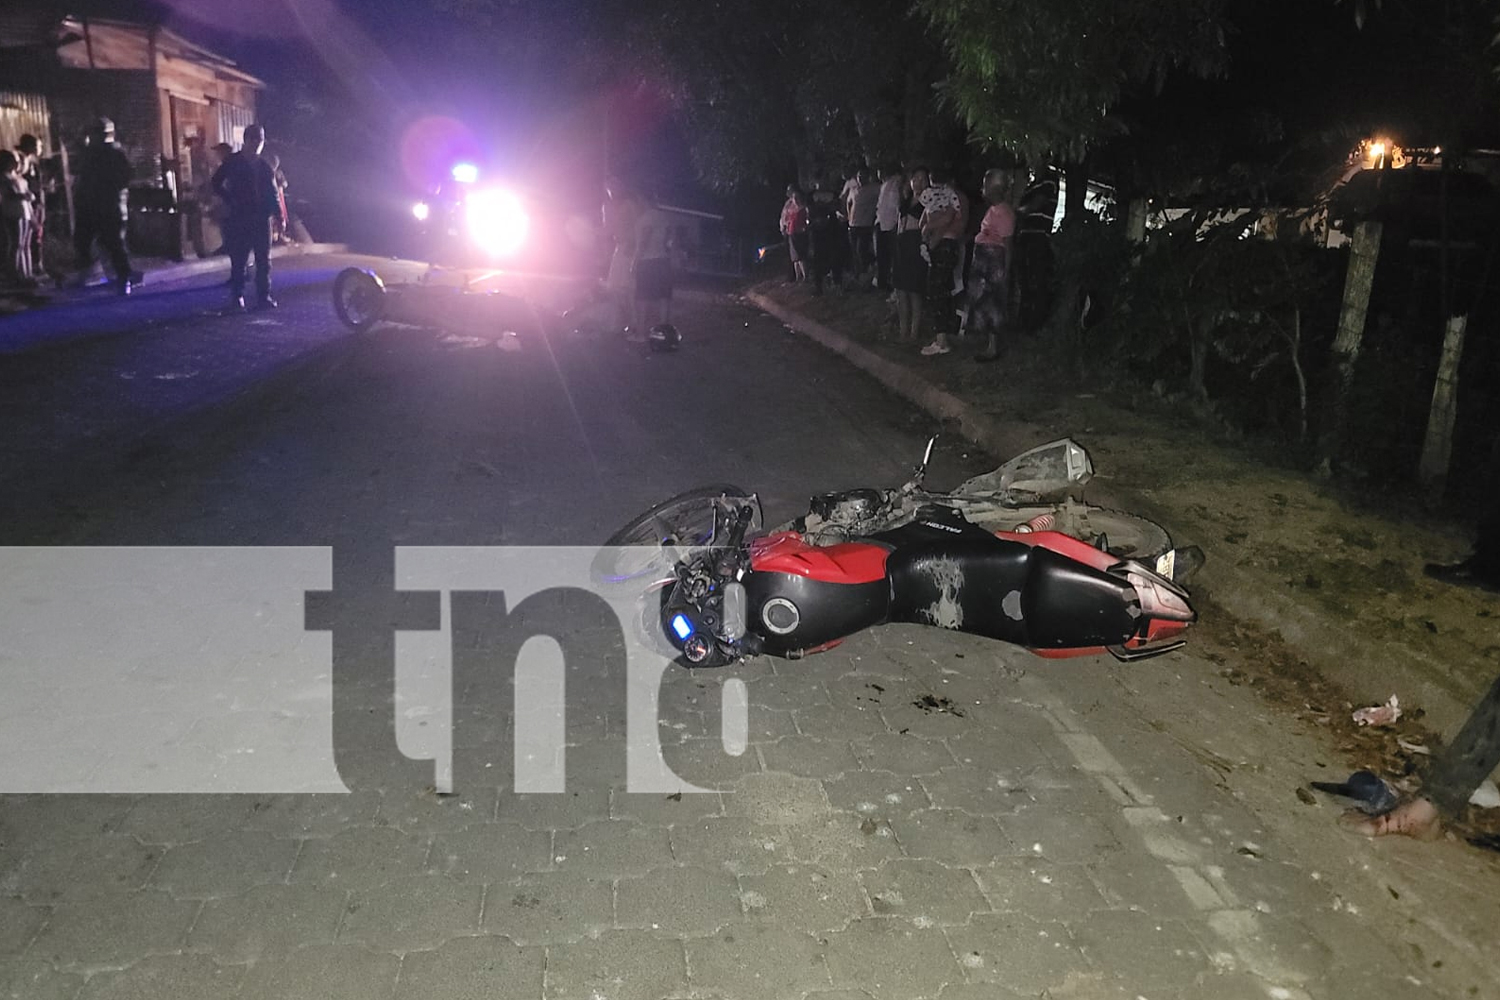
[{"left": 1, "top": 268, "right": 1494, "bottom": 999}]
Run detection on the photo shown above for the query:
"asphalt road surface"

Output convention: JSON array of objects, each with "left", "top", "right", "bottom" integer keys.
[{"left": 0, "top": 257, "right": 1490, "bottom": 999}]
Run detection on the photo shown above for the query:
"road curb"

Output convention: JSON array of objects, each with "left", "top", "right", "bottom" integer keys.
[
  {"left": 138, "top": 242, "right": 350, "bottom": 286},
  {"left": 746, "top": 289, "right": 1475, "bottom": 734}
]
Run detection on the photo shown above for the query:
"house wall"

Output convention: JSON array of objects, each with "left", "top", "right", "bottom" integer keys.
[
  {"left": 47, "top": 68, "right": 162, "bottom": 182},
  {"left": 0, "top": 89, "right": 51, "bottom": 157}
]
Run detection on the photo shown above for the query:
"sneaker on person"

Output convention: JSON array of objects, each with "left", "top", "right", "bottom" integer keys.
[{"left": 920, "top": 341, "right": 950, "bottom": 356}]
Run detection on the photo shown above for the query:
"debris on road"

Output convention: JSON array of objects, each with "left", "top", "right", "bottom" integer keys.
[
  {"left": 1310, "top": 770, "right": 1400, "bottom": 814},
  {"left": 1352, "top": 695, "right": 1402, "bottom": 727},
  {"left": 912, "top": 693, "right": 965, "bottom": 717},
  {"left": 1470, "top": 779, "right": 1500, "bottom": 809}
]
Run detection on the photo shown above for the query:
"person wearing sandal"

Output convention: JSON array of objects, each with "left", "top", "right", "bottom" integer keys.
[
  {"left": 967, "top": 169, "right": 1017, "bottom": 363},
  {"left": 918, "top": 168, "right": 963, "bottom": 357}
]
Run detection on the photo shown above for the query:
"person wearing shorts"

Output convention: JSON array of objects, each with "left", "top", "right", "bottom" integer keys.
[{"left": 630, "top": 195, "right": 676, "bottom": 338}]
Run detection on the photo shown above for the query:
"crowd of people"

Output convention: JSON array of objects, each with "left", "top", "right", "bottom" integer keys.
[
  {"left": 2, "top": 118, "right": 295, "bottom": 305},
  {"left": 779, "top": 162, "right": 1053, "bottom": 363}
]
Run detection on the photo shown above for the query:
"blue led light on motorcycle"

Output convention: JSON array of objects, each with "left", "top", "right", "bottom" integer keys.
[{"left": 671, "top": 614, "right": 694, "bottom": 640}]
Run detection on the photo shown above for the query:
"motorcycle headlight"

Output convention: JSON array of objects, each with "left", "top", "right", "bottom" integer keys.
[
  {"left": 411, "top": 201, "right": 431, "bottom": 222},
  {"left": 464, "top": 187, "right": 529, "bottom": 258}
]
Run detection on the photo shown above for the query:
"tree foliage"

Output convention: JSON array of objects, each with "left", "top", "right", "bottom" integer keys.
[{"left": 918, "top": 0, "right": 1230, "bottom": 163}]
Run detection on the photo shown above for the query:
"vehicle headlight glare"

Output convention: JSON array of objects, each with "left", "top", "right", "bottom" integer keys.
[{"left": 465, "top": 188, "right": 529, "bottom": 257}]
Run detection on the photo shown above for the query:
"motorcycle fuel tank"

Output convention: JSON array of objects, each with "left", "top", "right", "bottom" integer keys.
[{"left": 744, "top": 532, "right": 892, "bottom": 654}]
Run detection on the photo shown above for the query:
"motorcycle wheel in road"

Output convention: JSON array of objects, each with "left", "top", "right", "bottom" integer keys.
[
  {"left": 333, "top": 267, "right": 387, "bottom": 331},
  {"left": 591, "top": 484, "right": 754, "bottom": 587}
]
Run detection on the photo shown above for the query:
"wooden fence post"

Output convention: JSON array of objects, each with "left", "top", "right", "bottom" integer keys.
[
  {"left": 1418, "top": 313, "right": 1469, "bottom": 494},
  {"left": 1318, "top": 219, "right": 1382, "bottom": 470}
]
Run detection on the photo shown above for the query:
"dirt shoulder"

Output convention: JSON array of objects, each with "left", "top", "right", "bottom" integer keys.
[{"left": 746, "top": 277, "right": 1498, "bottom": 787}]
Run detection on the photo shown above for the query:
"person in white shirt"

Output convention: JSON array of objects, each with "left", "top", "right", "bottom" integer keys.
[
  {"left": 847, "top": 168, "right": 879, "bottom": 282},
  {"left": 874, "top": 165, "right": 904, "bottom": 291}
]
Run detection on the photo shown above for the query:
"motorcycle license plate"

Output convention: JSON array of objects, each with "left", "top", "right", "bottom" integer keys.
[{"left": 1155, "top": 549, "right": 1176, "bottom": 580}]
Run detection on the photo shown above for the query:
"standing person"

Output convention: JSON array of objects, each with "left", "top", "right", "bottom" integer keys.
[
  {"left": 604, "top": 178, "right": 643, "bottom": 334},
  {"left": 15, "top": 135, "right": 48, "bottom": 279},
  {"left": 1, "top": 150, "right": 34, "bottom": 287},
  {"left": 847, "top": 168, "right": 879, "bottom": 284},
  {"left": 805, "top": 174, "right": 845, "bottom": 295},
  {"left": 779, "top": 184, "right": 809, "bottom": 283},
  {"left": 918, "top": 168, "right": 963, "bottom": 356},
  {"left": 73, "top": 118, "right": 136, "bottom": 295},
  {"left": 966, "top": 169, "right": 1018, "bottom": 363},
  {"left": 874, "top": 164, "right": 903, "bottom": 291},
  {"left": 891, "top": 167, "right": 929, "bottom": 342},
  {"left": 629, "top": 191, "right": 676, "bottom": 339},
  {"left": 266, "top": 154, "right": 290, "bottom": 245},
  {"left": 213, "top": 124, "right": 280, "bottom": 311}
]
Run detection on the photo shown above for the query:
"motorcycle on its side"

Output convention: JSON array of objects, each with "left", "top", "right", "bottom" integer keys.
[{"left": 593, "top": 438, "right": 1198, "bottom": 669}]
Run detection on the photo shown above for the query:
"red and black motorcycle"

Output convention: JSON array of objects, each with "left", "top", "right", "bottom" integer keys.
[{"left": 594, "top": 438, "right": 1197, "bottom": 668}]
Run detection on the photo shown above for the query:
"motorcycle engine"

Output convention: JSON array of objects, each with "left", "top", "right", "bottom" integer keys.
[{"left": 811, "top": 488, "right": 884, "bottom": 526}]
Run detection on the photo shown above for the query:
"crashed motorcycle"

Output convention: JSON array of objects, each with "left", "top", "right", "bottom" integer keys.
[{"left": 594, "top": 438, "right": 1197, "bottom": 668}]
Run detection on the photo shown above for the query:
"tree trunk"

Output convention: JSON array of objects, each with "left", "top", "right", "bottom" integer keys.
[
  {"left": 1042, "top": 159, "right": 1092, "bottom": 342},
  {"left": 1418, "top": 313, "right": 1469, "bottom": 495},
  {"left": 1318, "top": 219, "right": 1382, "bottom": 470},
  {"left": 1062, "top": 160, "right": 1089, "bottom": 224}
]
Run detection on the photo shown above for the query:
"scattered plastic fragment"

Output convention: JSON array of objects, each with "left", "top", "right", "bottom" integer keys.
[
  {"left": 1310, "top": 770, "right": 1400, "bottom": 815},
  {"left": 1352, "top": 695, "right": 1401, "bottom": 727},
  {"left": 1469, "top": 779, "right": 1500, "bottom": 809},
  {"left": 1396, "top": 736, "right": 1430, "bottom": 756}
]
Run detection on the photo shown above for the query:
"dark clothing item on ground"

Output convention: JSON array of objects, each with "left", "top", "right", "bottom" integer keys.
[
  {"left": 875, "top": 227, "right": 895, "bottom": 290},
  {"left": 924, "top": 238, "right": 960, "bottom": 334},
  {"left": 225, "top": 217, "right": 272, "bottom": 303},
  {"left": 1425, "top": 672, "right": 1500, "bottom": 818},
  {"left": 74, "top": 210, "right": 132, "bottom": 285}
]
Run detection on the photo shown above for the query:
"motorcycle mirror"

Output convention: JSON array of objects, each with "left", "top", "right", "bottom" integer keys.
[{"left": 915, "top": 434, "right": 938, "bottom": 485}]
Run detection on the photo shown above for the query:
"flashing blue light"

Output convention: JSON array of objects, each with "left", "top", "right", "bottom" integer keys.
[
  {"left": 451, "top": 162, "right": 479, "bottom": 184},
  {"left": 670, "top": 614, "right": 694, "bottom": 640}
]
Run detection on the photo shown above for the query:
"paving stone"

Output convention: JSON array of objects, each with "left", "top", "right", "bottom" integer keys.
[
  {"left": 238, "top": 792, "right": 383, "bottom": 839},
  {"left": 935, "top": 985, "right": 1030, "bottom": 1000},
  {"left": 852, "top": 733, "right": 956, "bottom": 775},
  {"left": 668, "top": 817, "right": 789, "bottom": 876},
  {"left": 736, "top": 864, "right": 867, "bottom": 934},
  {"left": 551, "top": 821, "right": 672, "bottom": 878},
  {"left": 74, "top": 953, "right": 244, "bottom": 1000},
  {"left": 498, "top": 787, "right": 613, "bottom": 829},
  {"left": 757, "top": 736, "right": 863, "bottom": 779},
  {"left": 0, "top": 834, "right": 158, "bottom": 904},
  {"left": 886, "top": 809, "right": 1012, "bottom": 867},
  {"left": 615, "top": 865, "right": 742, "bottom": 938},
  {"left": 393, "top": 935, "right": 545, "bottom": 1000},
  {"left": 0, "top": 897, "right": 46, "bottom": 958},
  {"left": 480, "top": 871, "right": 613, "bottom": 945},
  {"left": 0, "top": 958, "right": 85, "bottom": 1000},
  {"left": 609, "top": 788, "right": 723, "bottom": 826},
  {"left": 723, "top": 773, "right": 830, "bottom": 827},
  {"left": 791, "top": 701, "right": 886, "bottom": 741},
  {"left": 374, "top": 784, "right": 500, "bottom": 835},
  {"left": 338, "top": 875, "right": 482, "bottom": 952},
  {"left": 743, "top": 674, "right": 832, "bottom": 714},
  {"left": 237, "top": 944, "right": 400, "bottom": 1000},
  {"left": 148, "top": 830, "right": 301, "bottom": 899},
  {"left": 860, "top": 860, "right": 989, "bottom": 926},
  {"left": 820, "top": 770, "right": 928, "bottom": 816},
  {"left": 996, "top": 806, "right": 1124, "bottom": 864},
  {"left": 543, "top": 929, "right": 687, "bottom": 1000},
  {"left": 973, "top": 859, "right": 1108, "bottom": 923},
  {"left": 1085, "top": 859, "right": 1199, "bottom": 917},
  {"left": 823, "top": 916, "right": 963, "bottom": 1000},
  {"left": 0, "top": 797, "right": 136, "bottom": 844},
  {"left": 188, "top": 882, "right": 348, "bottom": 962},
  {"left": 944, "top": 726, "right": 1057, "bottom": 770},
  {"left": 685, "top": 924, "right": 832, "bottom": 998},
  {"left": 290, "top": 826, "right": 433, "bottom": 891},
  {"left": 658, "top": 737, "right": 763, "bottom": 792},
  {"left": 917, "top": 767, "right": 1031, "bottom": 816},
  {"left": 30, "top": 892, "right": 196, "bottom": 970},
  {"left": 115, "top": 795, "right": 267, "bottom": 845},
  {"left": 876, "top": 698, "right": 978, "bottom": 741},
  {"left": 943, "top": 911, "right": 1089, "bottom": 995},
  {"left": 1069, "top": 910, "right": 1211, "bottom": 994},
  {"left": 743, "top": 707, "right": 800, "bottom": 744},
  {"left": 1201, "top": 909, "right": 1335, "bottom": 987},
  {"left": 781, "top": 815, "right": 904, "bottom": 871},
  {"left": 431, "top": 824, "right": 553, "bottom": 882}
]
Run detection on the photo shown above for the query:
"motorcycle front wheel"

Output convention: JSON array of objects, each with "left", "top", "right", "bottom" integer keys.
[
  {"left": 591, "top": 484, "right": 751, "bottom": 587},
  {"left": 333, "top": 267, "right": 387, "bottom": 331}
]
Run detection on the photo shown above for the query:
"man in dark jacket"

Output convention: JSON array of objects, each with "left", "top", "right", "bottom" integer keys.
[
  {"left": 73, "top": 118, "right": 135, "bottom": 295},
  {"left": 212, "top": 124, "right": 279, "bottom": 310}
]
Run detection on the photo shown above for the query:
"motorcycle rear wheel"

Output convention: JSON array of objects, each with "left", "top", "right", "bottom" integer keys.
[
  {"left": 592, "top": 484, "right": 751, "bottom": 587},
  {"left": 333, "top": 267, "right": 387, "bottom": 331}
]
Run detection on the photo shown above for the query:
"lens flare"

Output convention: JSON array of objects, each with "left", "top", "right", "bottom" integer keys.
[
  {"left": 451, "top": 162, "right": 479, "bottom": 184},
  {"left": 411, "top": 201, "right": 430, "bottom": 222},
  {"left": 465, "top": 188, "right": 529, "bottom": 257}
]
